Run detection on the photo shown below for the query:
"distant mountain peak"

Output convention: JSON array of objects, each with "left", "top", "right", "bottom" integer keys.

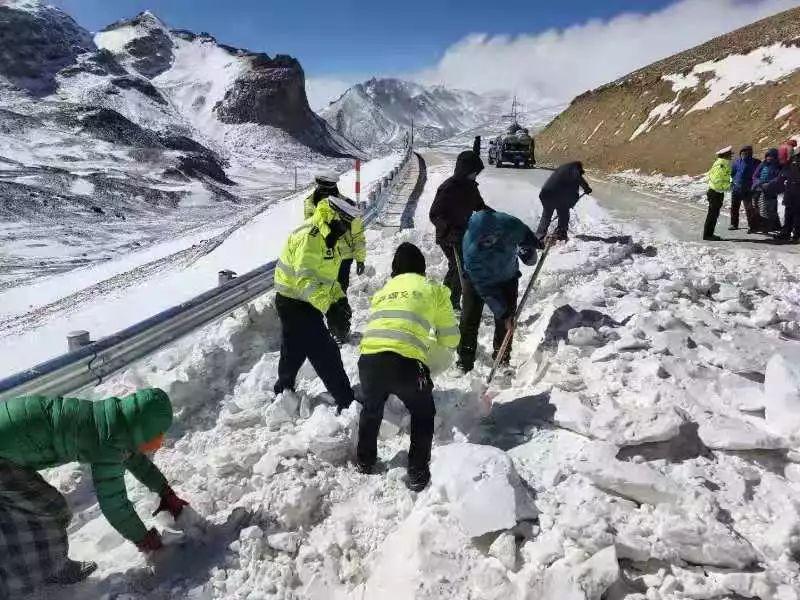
[{"left": 321, "top": 77, "right": 499, "bottom": 151}]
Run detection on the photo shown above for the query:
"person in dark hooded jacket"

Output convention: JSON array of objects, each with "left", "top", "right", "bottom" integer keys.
[
  {"left": 536, "top": 161, "right": 592, "bottom": 240},
  {"left": 730, "top": 146, "right": 761, "bottom": 232},
  {"left": 771, "top": 153, "right": 800, "bottom": 242},
  {"left": 429, "top": 151, "right": 486, "bottom": 309}
]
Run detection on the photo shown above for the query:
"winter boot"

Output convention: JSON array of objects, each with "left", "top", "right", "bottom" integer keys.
[
  {"left": 46, "top": 559, "right": 98, "bottom": 585},
  {"left": 405, "top": 469, "right": 430, "bottom": 492},
  {"left": 456, "top": 356, "right": 474, "bottom": 374},
  {"left": 355, "top": 460, "right": 374, "bottom": 475}
]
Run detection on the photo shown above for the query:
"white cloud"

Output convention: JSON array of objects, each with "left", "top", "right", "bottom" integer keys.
[
  {"left": 305, "top": 76, "right": 361, "bottom": 111},
  {"left": 416, "top": 0, "right": 799, "bottom": 103}
]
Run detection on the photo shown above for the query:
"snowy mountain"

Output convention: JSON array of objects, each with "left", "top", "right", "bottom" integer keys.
[
  {"left": 537, "top": 6, "right": 800, "bottom": 175},
  {"left": 0, "top": 1, "right": 359, "bottom": 290},
  {"left": 321, "top": 78, "right": 501, "bottom": 150}
]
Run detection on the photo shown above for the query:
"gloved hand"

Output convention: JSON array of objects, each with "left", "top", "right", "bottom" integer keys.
[
  {"left": 137, "top": 528, "right": 163, "bottom": 553},
  {"left": 356, "top": 262, "right": 365, "bottom": 276},
  {"left": 584, "top": 187, "right": 593, "bottom": 195},
  {"left": 327, "top": 299, "right": 352, "bottom": 342},
  {"left": 518, "top": 245, "right": 538, "bottom": 266},
  {"left": 152, "top": 486, "right": 189, "bottom": 520}
]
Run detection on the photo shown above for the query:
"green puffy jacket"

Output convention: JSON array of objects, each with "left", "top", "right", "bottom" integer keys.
[{"left": 0, "top": 388, "right": 173, "bottom": 544}]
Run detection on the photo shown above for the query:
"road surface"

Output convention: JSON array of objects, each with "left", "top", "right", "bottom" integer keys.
[{"left": 424, "top": 148, "right": 799, "bottom": 255}]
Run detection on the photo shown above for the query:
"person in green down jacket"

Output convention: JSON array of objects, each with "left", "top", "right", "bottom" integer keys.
[{"left": 0, "top": 388, "right": 189, "bottom": 597}]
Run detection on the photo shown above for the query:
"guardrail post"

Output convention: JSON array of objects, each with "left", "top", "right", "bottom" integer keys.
[
  {"left": 67, "top": 331, "right": 91, "bottom": 352},
  {"left": 218, "top": 270, "right": 237, "bottom": 286}
]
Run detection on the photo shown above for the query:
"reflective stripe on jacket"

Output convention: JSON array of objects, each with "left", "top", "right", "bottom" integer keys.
[
  {"left": 276, "top": 200, "right": 345, "bottom": 314},
  {"left": 305, "top": 193, "right": 366, "bottom": 262},
  {"left": 360, "top": 273, "right": 460, "bottom": 366},
  {"left": 707, "top": 158, "right": 732, "bottom": 193}
]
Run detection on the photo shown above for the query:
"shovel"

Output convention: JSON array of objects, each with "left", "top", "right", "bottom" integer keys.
[{"left": 480, "top": 236, "right": 556, "bottom": 411}]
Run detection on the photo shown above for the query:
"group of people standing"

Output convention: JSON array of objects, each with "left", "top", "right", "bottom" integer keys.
[{"left": 704, "top": 141, "right": 800, "bottom": 242}]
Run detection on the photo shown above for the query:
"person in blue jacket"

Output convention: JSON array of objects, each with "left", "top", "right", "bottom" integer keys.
[
  {"left": 729, "top": 145, "right": 761, "bottom": 232},
  {"left": 753, "top": 148, "right": 783, "bottom": 232},
  {"left": 457, "top": 206, "right": 542, "bottom": 372}
]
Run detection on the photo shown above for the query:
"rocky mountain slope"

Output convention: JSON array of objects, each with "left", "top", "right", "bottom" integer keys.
[
  {"left": 536, "top": 7, "right": 800, "bottom": 175},
  {"left": 0, "top": 1, "right": 359, "bottom": 289},
  {"left": 321, "top": 78, "right": 500, "bottom": 150}
]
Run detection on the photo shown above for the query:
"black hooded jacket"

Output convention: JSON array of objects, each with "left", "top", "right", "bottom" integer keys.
[
  {"left": 540, "top": 161, "right": 591, "bottom": 207},
  {"left": 429, "top": 151, "right": 486, "bottom": 245}
]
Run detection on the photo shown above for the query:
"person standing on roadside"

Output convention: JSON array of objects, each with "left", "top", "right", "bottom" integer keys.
[
  {"left": 753, "top": 148, "right": 783, "bottom": 233},
  {"left": 536, "top": 161, "right": 592, "bottom": 241},
  {"left": 429, "top": 151, "right": 486, "bottom": 310},
  {"left": 771, "top": 153, "right": 800, "bottom": 243},
  {"left": 730, "top": 146, "right": 761, "bottom": 232},
  {"left": 703, "top": 146, "right": 733, "bottom": 241}
]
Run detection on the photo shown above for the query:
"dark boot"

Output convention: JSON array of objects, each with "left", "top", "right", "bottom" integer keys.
[
  {"left": 46, "top": 559, "right": 98, "bottom": 585},
  {"left": 405, "top": 468, "right": 431, "bottom": 492}
]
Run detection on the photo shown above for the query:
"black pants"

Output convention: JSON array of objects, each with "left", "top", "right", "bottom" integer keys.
[
  {"left": 438, "top": 242, "right": 462, "bottom": 309},
  {"left": 730, "top": 189, "right": 757, "bottom": 230},
  {"left": 704, "top": 189, "right": 724, "bottom": 238},
  {"left": 357, "top": 352, "right": 435, "bottom": 475},
  {"left": 536, "top": 198, "right": 570, "bottom": 238},
  {"left": 274, "top": 294, "right": 353, "bottom": 408},
  {"left": 338, "top": 259, "right": 353, "bottom": 293},
  {"left": 458, "top": 277, "right": 518, "bottom": 367},
  {"left": 780, "top": 198, "right": 800, "bottom": 239}
]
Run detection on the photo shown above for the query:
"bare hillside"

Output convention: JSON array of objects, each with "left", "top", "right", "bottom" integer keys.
[{"left": 537, "top": 7, "right": 800, "bottom": 175}]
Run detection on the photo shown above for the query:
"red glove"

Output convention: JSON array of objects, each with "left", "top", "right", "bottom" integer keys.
[
  {"left": 152, "top": 487, "right": 189, "bottom": 520},
  {"left": 137, "top": 528, "right": 163, "bottom": 553}
]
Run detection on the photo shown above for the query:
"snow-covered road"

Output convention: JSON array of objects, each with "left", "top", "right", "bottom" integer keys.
[{"left": 33, "top": 150, "right": 800, "bottom": 599}]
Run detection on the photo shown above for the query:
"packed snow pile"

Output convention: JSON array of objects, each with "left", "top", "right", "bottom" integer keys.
[{"left": 32, "top": 155, "right": 800, "bottom": 599}]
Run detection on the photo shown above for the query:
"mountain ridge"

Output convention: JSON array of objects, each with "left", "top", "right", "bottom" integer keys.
[{"left": 537, "top": 7, "right": 800, "bottom": 175}]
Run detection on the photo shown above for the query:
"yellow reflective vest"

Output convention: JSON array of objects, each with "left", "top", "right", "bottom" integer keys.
[
  {"left": 275, "top": 200, "right": 345, "bottom": 314},
  {"left": 360, "top": 273, "right": 460, "bottom": 366},
  {"left": 707, "top": 158, "right": 732, "bottom": 193},
  {"left": 304, "top": 193, "right": 366, "bottom": 262}
]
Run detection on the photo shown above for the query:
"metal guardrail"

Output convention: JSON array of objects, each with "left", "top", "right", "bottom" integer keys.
[{"left": 0, "top": 149, "right": 416, "bottom": 401}]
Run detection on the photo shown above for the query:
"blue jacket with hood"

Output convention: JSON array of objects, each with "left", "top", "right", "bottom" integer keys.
[
  {"left": 462, "top": 208, "right": 539, "bottom": 318},
  {"left": 731, "top": 146, "right": 761, "bottom": 192}
]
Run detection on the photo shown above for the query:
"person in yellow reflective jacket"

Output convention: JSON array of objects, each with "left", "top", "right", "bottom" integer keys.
[
  {"left": 704, "top": 146, "right": 733, "bottom": 241},
  {"left": 304, "top": 173, "right": 367, "bottom": 292},
  {"left": 356, "top": 242, "right": 460, "bottom": 492},
  {"left": 273, "top": 196, "right": 360, "bottom": 412}
]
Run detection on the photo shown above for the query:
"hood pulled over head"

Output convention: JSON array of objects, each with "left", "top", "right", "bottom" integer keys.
[{"left": 454, "top": 150, "right": 484, "bottom": 179}]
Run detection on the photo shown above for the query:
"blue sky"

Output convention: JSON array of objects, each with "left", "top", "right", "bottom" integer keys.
[{"left": 52, "top": 0, "right": 675, "bottom": 77}]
